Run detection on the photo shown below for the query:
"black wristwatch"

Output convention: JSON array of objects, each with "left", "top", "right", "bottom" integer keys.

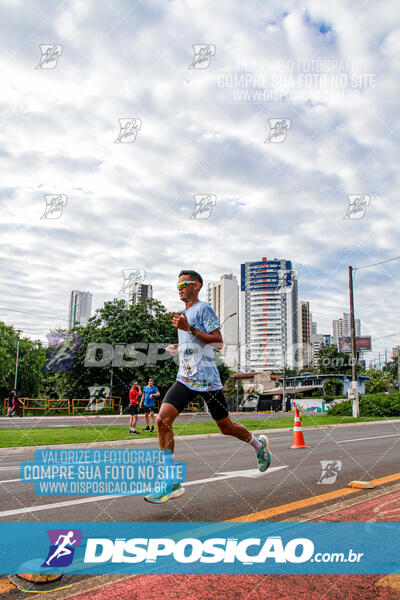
[{"left": 188, "top": 325, "right": 196, "bottom": 335}]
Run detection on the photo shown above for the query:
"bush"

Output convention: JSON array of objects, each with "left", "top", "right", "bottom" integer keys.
[{"left": 328, "top": 392, "right": 400, "bottom": 417}]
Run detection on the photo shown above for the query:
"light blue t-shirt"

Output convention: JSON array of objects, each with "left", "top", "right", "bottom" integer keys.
[
  {"left": 177, "top": 301, "right": 222, "bottom": 392},
  {"left": 142, "top": 385, "right": 159, "bottom": 407}
]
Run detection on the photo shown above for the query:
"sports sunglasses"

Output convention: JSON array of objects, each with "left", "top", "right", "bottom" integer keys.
[{"left": 177, "top": 280, "right": 198, "bottom": 289}]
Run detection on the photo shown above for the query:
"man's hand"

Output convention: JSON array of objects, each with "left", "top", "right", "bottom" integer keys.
[
  {"left": 166, "top": 343, "right": 179, "bottom": 356},
  {"left": 172, "top": 312, "right": 190, "bottom": 332}
]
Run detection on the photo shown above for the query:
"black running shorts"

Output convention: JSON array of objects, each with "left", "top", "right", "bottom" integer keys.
[
  {"left": 162, "top": 381, "right": 229, "bottom": 421},
  {"left": 128, "top": 404, "right": 139, "bottom": 415}
]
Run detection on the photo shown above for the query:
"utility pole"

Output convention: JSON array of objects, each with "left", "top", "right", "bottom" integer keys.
[
  {"left": 398, "top": 355, "right": 400, "bottom": 391},
  {"left": 348, "top": 266, "right": 359, "bottom": 417},
  {"left": 14, "top": 330, "right": 22, "bottom": 390},
  {"left": 281, "top": 347, "right": 287, "bottom": 412}
]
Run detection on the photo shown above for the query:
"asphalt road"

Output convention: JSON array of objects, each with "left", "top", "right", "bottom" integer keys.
[
  {"left": 0, "top": 421, "right": 399, "bottom": 523},
  {"left": 0, "top": 412, "right": 293, "bottom": 429}
]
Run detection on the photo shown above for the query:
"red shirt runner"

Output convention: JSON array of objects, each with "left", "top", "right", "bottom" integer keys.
[{"left": 129, "top": 387, "right": 140, "bottom": 404}]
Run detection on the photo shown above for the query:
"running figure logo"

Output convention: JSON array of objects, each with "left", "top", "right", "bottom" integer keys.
[
  {"left": 40, "top": 194, "right": 68, "bottom": 220},
  {"left": 115, "top": 118, "right": 142, "bottom": 143},
  {"left": 189, "top": 195, "right": 217, "bottom": 220},
  {"left": 35, "top": 44, "right": 63, "bottom": 69},
  {"left": 264, "top": 119, "right": 291, "bottom": 143},
  {"left": 119, "top": 269, "right": 146, "bottom": 294},
  {"left": 273, "top": 269, "right": 298, "bottom": 294},
  {"left": 317, "top": 460, "right": 343, "bottom": 485},
  {"left": 189, "top": 45, "right": 216, "bottom": 69},
  {"left": 344, "top": 195, "right": 370, "bottom": 219},
  {"left": 42, "top": 529, "right": 82, "bottom": 567},
  {"left": 43, "top": 333, "right": 82, "bottom": 373}
]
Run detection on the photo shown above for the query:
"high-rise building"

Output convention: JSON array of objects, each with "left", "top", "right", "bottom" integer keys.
[
  {"left": 68, "top": 290, "right": 92, "bottom": 329},
  {"left": 240, "top": 257, "right": 298, "bottom": 371},
  {"left": 312, "top": 333, "right": 325, "bottom": 366},
  {"left": 128, "top": 282, "right": 153, "bottom": 306},
  {"left": 333, "top": 313, "right": 361, "bottom": 345},
  {"left": 207, "top": 274, "right": 239, "bottom": 369},
  {"left": 323, "top": 334, "right": 332, "bottom": 346},
  {"left": 298, "top": 301, "right": 312, "bottom": 369}
]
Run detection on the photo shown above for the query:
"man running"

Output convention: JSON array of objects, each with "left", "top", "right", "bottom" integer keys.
[
  {"left": 139, "top": 378, "right": 160, "bottom": 432},
  {"left": 128, "top": 381, "right": 141, "bottom": 434},
  {"left": 144, "top": 270, "right": 271, "bottom": 504}
]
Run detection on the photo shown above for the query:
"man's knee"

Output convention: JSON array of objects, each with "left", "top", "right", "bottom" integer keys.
[{"left": 156, "top": 414, "right": 173, "bottom": 431}]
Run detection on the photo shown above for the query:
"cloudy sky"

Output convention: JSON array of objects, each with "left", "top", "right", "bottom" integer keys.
[{"left": 1, "top": 0, "right": 399, "bottom": 364}]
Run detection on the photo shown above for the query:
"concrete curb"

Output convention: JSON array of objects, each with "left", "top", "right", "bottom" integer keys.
[{"left": 0, "top": 418, "right": 399, "bottom": 455}]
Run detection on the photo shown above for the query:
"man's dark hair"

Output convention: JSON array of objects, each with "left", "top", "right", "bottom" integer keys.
[{"left": 178, "top": 270, "right": 203, "bottom": 288}]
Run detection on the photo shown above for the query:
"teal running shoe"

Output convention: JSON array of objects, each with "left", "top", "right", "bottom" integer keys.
[
  {"left": 144, "top": 482, "right": 185, "bottom": 504},
  {"left": 256, "top": 435, "right": 271, "bottom": 472}
]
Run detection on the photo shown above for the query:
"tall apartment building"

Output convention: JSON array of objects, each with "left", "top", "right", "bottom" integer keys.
[
  {"left": 68, "top": 290, "right": 92, "bottom": 329},
  {"left": 128, "top": 282, "right": 153, "bottom": 306},
  {"left": 333, "top": 313, "right": 361, "bottom": 345},
  {"left": 298, "top": 301, "right": 312, "bottom": 369},
  {"left": 207, "top": 274, "right": 239, "bottom": 369},
  {"left": 240, "top": 257, "right": 298, "bottom": 371},
  {"left": 312, "top": 333, "right": 325, "bottom": 366}
]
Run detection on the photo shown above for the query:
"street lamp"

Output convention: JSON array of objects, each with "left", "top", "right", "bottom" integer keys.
[
  {"left": 219, "top": 312, "right": 238, "bottom": 369},
  {"left": 235, "top": 380, "right": 239, "bottom": 412},
  {"left": 220, "top": 312, "right": 237, "bottom": 327},
  {"left": 14, "top": 330, "right": 23, "bottom": 390}
]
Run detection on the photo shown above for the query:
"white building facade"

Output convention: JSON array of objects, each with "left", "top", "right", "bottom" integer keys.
[
  {"left": 240, "top": 258, "right": 298, "bottom": 371},
  {"left": 207, "top": 274, "right": 239, "bottom": 369},
  {"left": 68, "top": 290, "right": 92, "bottom": 329}
]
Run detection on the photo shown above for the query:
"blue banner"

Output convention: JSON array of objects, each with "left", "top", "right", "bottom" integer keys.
[
  {"left": 0, "top": 522, "right": 398, "bottom": 574},
  {"left": 20, "top": 449, "right": 186, "bottom": 496}
]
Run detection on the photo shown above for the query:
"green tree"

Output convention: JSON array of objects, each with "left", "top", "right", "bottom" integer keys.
[
  {"left": 323, "top": 378, "right": 343, "bottom": 398},
  {"left": 0, "top": 321, "right": 47, "bottom": 400},
  {"left": 363, "top": 367, "right": 394, "bottom": 394},
  {"left": 316, "top": 346, "right": 352, "bottom": 375}
]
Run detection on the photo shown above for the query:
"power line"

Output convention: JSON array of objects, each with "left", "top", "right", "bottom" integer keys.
[
  {"left": 354, "top": 256, "right": 400, "bottom": 271},
  {"left": 0, "top": 307, "right": 67, "bottom": 321}
]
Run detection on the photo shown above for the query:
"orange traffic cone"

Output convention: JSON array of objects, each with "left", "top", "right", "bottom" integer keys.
[{"left": 290, "top": 404, "right": 308, "bottom": 449}]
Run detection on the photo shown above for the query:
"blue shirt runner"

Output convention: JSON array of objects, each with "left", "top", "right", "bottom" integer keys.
[
  {"left": 177, "top": 301, "right": 222, "bottom": 392},
  {"left": 142, "top": 386, "right": 159, "bottom": 407}
]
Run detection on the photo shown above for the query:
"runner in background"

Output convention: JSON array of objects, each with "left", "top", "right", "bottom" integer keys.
[
  {"left": 128, "top": 381, "right": 141, "bottom": 435},
  {"left": 139, "top": 378, "right": 160, "bottom": 433},
  {"left": 7, "top": 388, "right": 15, "bottom": 417}
]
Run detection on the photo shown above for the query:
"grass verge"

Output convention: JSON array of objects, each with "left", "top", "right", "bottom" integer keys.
[{"left": 0, "top": 415, "right": 398, "bottom": 448}]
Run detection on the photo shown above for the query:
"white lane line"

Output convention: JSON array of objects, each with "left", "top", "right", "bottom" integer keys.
[
  {"left": 0, "top": 467, "right": 288, "bottom": 517},
  {"left": 0, "top": 466, "right": 19, "bottom": 471},
  {"left": 0, "top": 479, "right": 20, "bottom": 484},
  {"left": 183, "top": 466, "right": 287, "bottom": 486},
  {"left": 337, "top": 433, "right": 400, "bottom": 443}
]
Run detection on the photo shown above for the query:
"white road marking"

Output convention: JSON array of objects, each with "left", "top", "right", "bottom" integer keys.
[
  {"left": 0, "top": 466, "right": 288, "bottom": 516},
  {"left": 337, "top": 433, "right": 400, "bottom": 443},
  {"left": 0, "top": 479, "right": 20, "bottom": 484},
  {"left": 183, "top": 466, "right": 287, "bottom": 486}
]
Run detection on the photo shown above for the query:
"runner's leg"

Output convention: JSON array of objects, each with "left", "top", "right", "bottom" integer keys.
[{"left": 156, "top": 403, "right": 178, "bottom": 453}]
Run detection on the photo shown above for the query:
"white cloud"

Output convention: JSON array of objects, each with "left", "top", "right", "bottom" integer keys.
[{"left": 0, "top": 0, "right": 399, "bottom": 364}]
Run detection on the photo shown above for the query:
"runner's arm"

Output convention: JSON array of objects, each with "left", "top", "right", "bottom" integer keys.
[{"left": 172, "top": 314, "right": 223, "bottom": 349}]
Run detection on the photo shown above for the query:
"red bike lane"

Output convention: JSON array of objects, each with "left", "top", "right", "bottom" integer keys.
[{"left": 65, "top": 489, "right": 400, "bottom": 600}]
